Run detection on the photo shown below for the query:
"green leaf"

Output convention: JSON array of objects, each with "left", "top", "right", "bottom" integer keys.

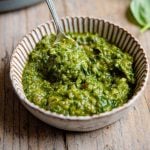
[{"left": 130, "top": 0, "right": 150, "bottom": 32}]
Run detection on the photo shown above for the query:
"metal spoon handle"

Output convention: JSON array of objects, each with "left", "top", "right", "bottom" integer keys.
[{"left": 45, "top": 0, "right": 63, "bottom": 33}]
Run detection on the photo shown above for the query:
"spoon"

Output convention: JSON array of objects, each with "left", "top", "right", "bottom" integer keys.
[{"left": 45, "top": 0, "right": 75, "bottom": 43}]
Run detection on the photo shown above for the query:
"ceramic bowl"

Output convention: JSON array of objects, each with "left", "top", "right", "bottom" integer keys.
[{"left": 10, "top": 17, "right": 149, "bottom": 132}]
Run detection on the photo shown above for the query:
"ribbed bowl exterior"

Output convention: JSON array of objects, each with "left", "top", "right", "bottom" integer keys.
[{"left": 10, "top": 17, "right": 149, "bottom": 131}]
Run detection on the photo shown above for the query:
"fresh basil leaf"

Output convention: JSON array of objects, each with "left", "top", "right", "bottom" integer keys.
[{"left": 130, "top": 0, "right": 150, "bottom": 32}]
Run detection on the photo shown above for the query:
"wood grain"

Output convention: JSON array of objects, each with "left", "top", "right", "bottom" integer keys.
[{"left": 0, "top": 0, "right": 149, "bottom": 150}]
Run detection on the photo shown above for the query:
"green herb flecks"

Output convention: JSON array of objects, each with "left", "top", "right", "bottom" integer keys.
[{"left": 22, "top": 33, "right": 135, "bottom": 116}]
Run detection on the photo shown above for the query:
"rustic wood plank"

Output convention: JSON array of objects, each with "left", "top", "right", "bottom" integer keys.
[
  {"left": 1, "top": 13, "right": 16, "bottom": 150},
  {"left": 12, "top": 10, "right": 28, "bottom": 150},
  {"left": 0, "top": 14, "right": 5, "bottom": 150},
  {"left": 138, "top": 31, "right": 150, "bottom": 111},
  {"left": 0, "top": 0, "right": 149, "bottom": 150},
  {"left": 19, "top": 105, "right": 29, "bottom": 150}
]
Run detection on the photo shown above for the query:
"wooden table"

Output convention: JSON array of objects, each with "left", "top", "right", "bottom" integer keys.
[{"left": 0, "top": 0, "right": 150, "bottom": 149}]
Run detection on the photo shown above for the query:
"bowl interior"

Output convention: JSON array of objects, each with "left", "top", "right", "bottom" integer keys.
[{"left": 10, "top": 17, "right": 148, "bottom": 118}]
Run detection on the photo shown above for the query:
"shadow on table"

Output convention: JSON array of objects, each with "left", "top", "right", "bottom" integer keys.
[{"left": 125, "top": 6, "right": 139, "bottom": 27}]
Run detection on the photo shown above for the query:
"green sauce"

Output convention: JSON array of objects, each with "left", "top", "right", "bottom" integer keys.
[{"left": 22, "top": 33, "right": 135, "bottom": 116}]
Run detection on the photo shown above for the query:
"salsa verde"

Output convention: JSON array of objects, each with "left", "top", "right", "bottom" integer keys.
[{"left": 22, "top": 33, "right": 135, "bottom": 116}]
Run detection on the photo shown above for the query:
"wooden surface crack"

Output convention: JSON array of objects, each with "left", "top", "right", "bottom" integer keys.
[
  {"left": 63, "top": 132, "right": 68, "bottom": 150},
  {"left": 2, "top": 50, "right": 10, "bottom": 150},
  {"left": 144, "top": 94, "right": 150, "bottom": 112}
]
